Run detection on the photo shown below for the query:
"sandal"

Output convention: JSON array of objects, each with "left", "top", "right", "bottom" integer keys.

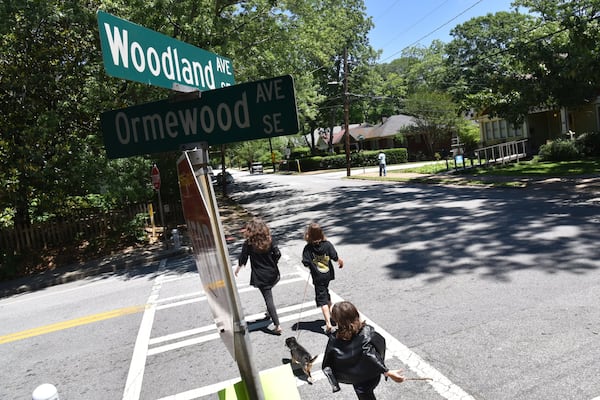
[{"left": 274, "top": 326, "right": 283, "bottom": 335}]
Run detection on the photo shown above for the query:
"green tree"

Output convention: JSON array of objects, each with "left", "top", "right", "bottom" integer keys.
[
  {"left": 456, "top": 118, "right": 481, "bottom": 154},
  {"left": 1, "top": 0, "right": 376, "bottom": 227},
  {"left": 513, "top": 0, "right": 600, "bottom": 107},
  {"left": 391, "top": 40, "right": 448, "bottom": 93},
  {"left": 445, "top": 10, "right": 542, "bottom": 124},
  {"left": 402, "top": 90, "right": 461, "bottom": 157},
  {"left": 445, "top": 2, "right": 600, "bottom": 123},
  {"left": 0, "top": 1, "right": 104, "bottom": 225}
]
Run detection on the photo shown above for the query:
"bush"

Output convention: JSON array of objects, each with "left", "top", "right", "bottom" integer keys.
[
  {"left": 574, "top": 132, "right": 600, "bottom": 157},
  {"left": 118, "top": 212, "right": 150, "bottom": 244},
  {"left": 296, "top": 148, "right": 408, "bottom": 172},
  {"left": 538, "top": 139, "right": 580, "bottom": 161},
  {"left": 379, "top": 148, "right": 408, "bottom": 164},
  {"left": 289, "top": 146, "right": 312, "bottom": 159},
  {"left": 299, "top": 156, "right": 323, "bottom": 171}
]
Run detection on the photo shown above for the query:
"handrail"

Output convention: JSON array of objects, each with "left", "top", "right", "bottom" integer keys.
[{"left": 474, "top": 139, "right": 528, "bottom": 165}]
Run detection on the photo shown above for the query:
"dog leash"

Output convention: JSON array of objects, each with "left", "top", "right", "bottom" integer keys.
[{"left": 294, "top": 271, "right": 312, "bottom": 341}]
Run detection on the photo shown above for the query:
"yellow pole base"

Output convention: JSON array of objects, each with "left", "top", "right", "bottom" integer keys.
[{"left": 218, "top": 364, "right": 301, "bottom": 400}]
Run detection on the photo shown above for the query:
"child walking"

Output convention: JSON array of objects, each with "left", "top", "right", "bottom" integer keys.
[
  {"left": 322, "top": 301, "right": 405, "bottom": 399},
  {"left": 302, "top": 222, "right": 344, "bottom": 333},
  {"left": 235, "top": 218, "right": 283, "bottom": 335}
]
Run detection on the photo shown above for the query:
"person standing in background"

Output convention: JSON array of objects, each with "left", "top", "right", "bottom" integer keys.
[{"left": 377, "top": 151, "right": 386, "bottom": 177}]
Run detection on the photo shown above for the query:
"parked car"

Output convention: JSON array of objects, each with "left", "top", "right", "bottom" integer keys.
[{"left": 250, "top": 162, "right": 263, "bottom": 174}]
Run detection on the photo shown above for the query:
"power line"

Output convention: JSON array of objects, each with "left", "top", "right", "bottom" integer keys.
[
  {"left": 380, "top": 0, "right": 483, "bottom": 63},
  {"left": 371, "top": 0, "right": 403, "bottom": 23},
  {"left": 377, "top": 0, "right": 451, "bottom": 53}
]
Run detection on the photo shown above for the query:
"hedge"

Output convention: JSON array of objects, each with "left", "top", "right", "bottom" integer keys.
[{"left": 295, "top": 149, "right": 408, "bottom": 172}]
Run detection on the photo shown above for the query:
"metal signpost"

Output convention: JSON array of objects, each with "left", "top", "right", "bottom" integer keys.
[
  {"left": 151, "top": 164, "right": 166, "bottom": 245},
  {"left": 97, "top": 11, "right": 235, "bottom": 91},
  {"left": 100, "top": 75, "right": 299, "bottom": 159},
  {"left": 177, "top": 149, "right": 263, "bottom": 399}
]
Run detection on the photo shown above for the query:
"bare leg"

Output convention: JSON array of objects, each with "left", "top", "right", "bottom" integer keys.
[{"left": 322, "top": 304, "right": 332, "bottom": 331}]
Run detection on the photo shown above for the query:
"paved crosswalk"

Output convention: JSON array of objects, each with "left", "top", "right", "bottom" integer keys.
[{"left": 121, "top": 256, "right": 483, "bottom": 400}]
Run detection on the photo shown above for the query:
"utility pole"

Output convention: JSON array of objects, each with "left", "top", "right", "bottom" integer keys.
[{"left": 343, "top": 46, "right": 351, "bottom": 177}]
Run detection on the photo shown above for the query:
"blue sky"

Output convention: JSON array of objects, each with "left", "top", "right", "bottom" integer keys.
[{"left": 364, "top": 0, "right": 517, "bottom": 63}]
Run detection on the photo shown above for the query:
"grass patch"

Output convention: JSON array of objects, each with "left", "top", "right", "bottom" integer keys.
[
  {"left": 349, "top": 157, "right": 599, "bottom": 188},
  {"left": 396, "top": 158, "right": 599, "bottom": 177},
  {"left": 456, "top": 158, "right": 600, "bottom": 177},
  {"left": 397, "top": 161, "right": 449, "bottom": 174},
  {"left": 393, "top": 160, "right": 481, "bottom": 174}
]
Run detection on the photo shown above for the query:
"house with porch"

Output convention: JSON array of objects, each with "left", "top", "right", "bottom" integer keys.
[
  {"left": 476, "top": 99, "right": 600, "bottom": 154},
  {"left": 305, "top": 114, "right": 429, "bottom": 156}
]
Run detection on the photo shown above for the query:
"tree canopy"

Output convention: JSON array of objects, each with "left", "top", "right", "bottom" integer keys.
[
  {"left": 0, "top": 0, "right": 374, "bottom": 226},
  {"left": 4, "top": 0, "right": 600, "bottom": 228}
]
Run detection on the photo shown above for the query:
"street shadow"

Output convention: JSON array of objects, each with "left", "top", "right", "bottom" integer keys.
[
  {"left": 291, "top": 319, "right": 328, "bottom": 335},
  {"left": 229, "top": 175, "right": 600, "bottom": 283}
]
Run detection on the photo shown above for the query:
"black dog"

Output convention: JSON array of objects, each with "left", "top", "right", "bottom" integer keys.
[{"left": 285, "top": 336, "right": 318, "bottom": 383}]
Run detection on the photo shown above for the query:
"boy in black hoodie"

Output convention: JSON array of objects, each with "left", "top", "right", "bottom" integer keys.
[{"left": 302, "top": 222, "right": 344, "bottom": 333}]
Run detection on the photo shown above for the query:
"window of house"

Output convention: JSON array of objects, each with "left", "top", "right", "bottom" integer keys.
[
  {"left": 493, "top": 120, "right": 500, "bottom": 139},
  {"left": 507, "top": 121, "right": 514, "bottom": 137},
  {"left": 500, "top": 120, "right": 507, "bottom": 138},
  {"left": 514, "top": 125, "right": 523, "bottom": 137},
  {"left": 485, "top": 122, "right": 492, "bottom": 140}
]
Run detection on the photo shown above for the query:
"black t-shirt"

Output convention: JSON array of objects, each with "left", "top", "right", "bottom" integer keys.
[
  {"left": 239, "top": 240, "right": 281, "bottom": 289},
  {"left": 302, "top": 240, "right": 338, "bottom": 284}
]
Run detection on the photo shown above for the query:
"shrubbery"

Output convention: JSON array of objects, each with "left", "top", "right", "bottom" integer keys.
[
  {"left": 538, "top": 132, "right": 600, "bottom": 161},
  {"left": 538, "top": 139, "right": 580, "bottom": 161},
  {"left": 574, "top": 131, "right": 600, "bottom": 157},
  {"left": 296, "top": 149, "right": 408, "bottom": 172}
]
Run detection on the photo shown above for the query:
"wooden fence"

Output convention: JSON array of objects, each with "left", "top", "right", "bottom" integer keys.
[{"left": 0, "top": 202, "right": 184, "bottom": 254}]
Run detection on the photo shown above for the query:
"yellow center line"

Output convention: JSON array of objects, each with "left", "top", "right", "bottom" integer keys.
[{"left": 0, "top": 304, "right": 147, "bottom": 345}]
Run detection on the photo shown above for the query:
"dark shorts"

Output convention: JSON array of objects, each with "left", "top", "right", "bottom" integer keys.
[
  {"left": 353, "top": 375, "right": 381, "bottom": 398},
  {"left": 314, "top": 283, "right": 331, "bottom": 306}
]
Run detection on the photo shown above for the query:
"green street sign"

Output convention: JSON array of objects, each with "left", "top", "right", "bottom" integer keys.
[
  {"left": 97, "top": 11, "right": 235, "bottom": 91},
  {"left": 101, "top": 75, "right": 299, "bottom": 159}
]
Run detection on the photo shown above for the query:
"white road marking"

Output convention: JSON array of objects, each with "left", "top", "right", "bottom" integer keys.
[
  {"left": 148, "top": 326, "right": 216, "bottom": 346},
  {"left": 141, "top": 265, "right": 475, "bottom": 400},
  {"left": 155, "top": 377, "right": 241, "bottom": 400},
  {"left": 147, "top": 305, "right": 321, "bottom": 356},
  {"left": 122, "top": 259, "right": 167, "bottom": 400},
  {"left": 147, "top": 331, "right": 221, "bottom": 356},
  {"left": 295, "top": 268, "right": 476, "bottom": 400},
  {"left": 157, "top": 291, "right": 204, "bottom": 304}
]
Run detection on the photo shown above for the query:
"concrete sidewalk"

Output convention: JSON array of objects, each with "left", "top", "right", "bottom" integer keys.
[{"left": 0, "top": 243, "right": 190, "bottom": 298}]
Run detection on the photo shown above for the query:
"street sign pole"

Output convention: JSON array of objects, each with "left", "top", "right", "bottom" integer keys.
[
  {"left": 177, "top": 147, "right": 264, "bottom": 400},
  {"left": 151, "top": 164, "right": 166, "bottom": 246}
]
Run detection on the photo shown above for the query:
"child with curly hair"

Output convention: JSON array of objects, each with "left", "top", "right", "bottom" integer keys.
[{"left": 235, "top": 217, "right": 283, "bottom": 335}]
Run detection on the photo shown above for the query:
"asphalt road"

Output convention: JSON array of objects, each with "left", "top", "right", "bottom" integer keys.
[{"left": 1, "top": 167, "right": 599, "bottom": 400}]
